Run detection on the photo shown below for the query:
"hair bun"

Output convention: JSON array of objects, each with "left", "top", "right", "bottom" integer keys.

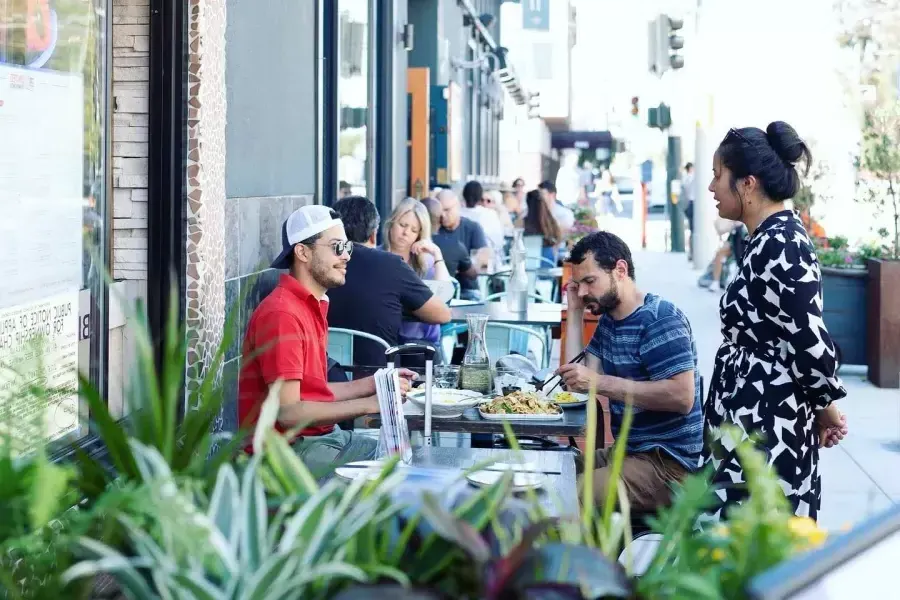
[{"left": 765, "top": 121, "right": 807, "bottom": 166}]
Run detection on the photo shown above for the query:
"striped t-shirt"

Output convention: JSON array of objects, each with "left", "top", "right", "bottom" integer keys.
[{"left": 585, "top": 293, "right": 702, "bottom": 471}]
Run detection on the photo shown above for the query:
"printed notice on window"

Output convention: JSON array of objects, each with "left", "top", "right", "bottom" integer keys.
[
  {"left": 0, "top": 63, "right": 84, "bottom": 311},
  {"left": 0, "top": 294, "right": 80, "bottom": 455}
]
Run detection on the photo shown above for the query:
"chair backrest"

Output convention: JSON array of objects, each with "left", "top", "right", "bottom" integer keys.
[
  {"left": 522, "top": 235, "right": 544, "bottom": 262},
  {"left": 327, "top": 328, "right": 390, "bottom": 366},
  {"left": 485, "top": 322, "right": 547, "bottom": 370},
  {"left": 486, "top": 270, "right": 539, "bottom": 296},
  {"left": 440, "top": 322, "right": 546, "bottom": 370},
  {"left": 484, "top": 291, "right": 548, "bottom": 304}
]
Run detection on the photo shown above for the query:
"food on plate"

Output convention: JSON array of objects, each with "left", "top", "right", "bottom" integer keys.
[
  {"left": 480, "top": 391, "right": 561, "bottom": 415},
  {"left": 553, "top": 391, "right": 581, "bottom": 404}
]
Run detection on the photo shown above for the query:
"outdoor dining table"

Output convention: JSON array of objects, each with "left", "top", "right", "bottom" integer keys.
[{"left": 408, "top": 446, "right": 579, "bottom": 516}]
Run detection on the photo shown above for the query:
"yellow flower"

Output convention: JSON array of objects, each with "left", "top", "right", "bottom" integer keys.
[
  {"left": 713, "top": 525, "right": 729, "bottom": 537},
  {"left": 711, "top": 548, "right": 726, "bottom": 562},
  {"left": 788, "top": 516, "right": 828, "bottom": 548}
]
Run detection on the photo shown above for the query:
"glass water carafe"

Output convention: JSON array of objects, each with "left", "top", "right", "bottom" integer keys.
[{"left": 459, "top": 313, "right": 493, "bottom": 394}]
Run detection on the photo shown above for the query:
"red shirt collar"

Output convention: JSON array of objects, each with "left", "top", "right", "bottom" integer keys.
[{"left": 277, "top": 274, "right": 329, "bottom": 313}]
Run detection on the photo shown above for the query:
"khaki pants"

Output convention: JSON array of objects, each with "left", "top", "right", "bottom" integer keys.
[{"left": 575, "top": 448, "right": 688, "bottom": 513}]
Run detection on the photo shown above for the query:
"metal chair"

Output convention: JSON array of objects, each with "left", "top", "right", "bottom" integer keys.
[
  {"left": 484, "top": 291, "right": 552, "bottom": 367},
  {"left": 523, "top": 234, "right": 558, "bottom": 268},
  {"left": 439, "top": 321, "right": 549, "bottom": 371},
  {"left": 327, "top": 328, "right": 390, "bottom": 367}
]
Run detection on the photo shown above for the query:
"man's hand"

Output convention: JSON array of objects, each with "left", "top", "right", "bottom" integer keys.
[
  {"left": 556, "top": 363, "right": 598, "bottom": 393},
  {"left": 565, "top": 281, "right": 584, "bottom": 312},
  {"left": 817, "top": 405, "right": 848, "bottom": 449}
]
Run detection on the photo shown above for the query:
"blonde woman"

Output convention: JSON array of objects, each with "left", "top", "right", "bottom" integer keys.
[{"left": 383, "top": 198, "right": 451, "bottom": 351}]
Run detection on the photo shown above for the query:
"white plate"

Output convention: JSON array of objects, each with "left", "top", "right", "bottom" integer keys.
[
  {"left": 477, "top": 406, "right": 563, "bottom": 421},
  {"left": 549, "top": 391, "right": 588, "bottom": 408},
  {"left": 407, "top": 389, "right": 485, "bottom": 418},
  {"left": 334, "top": 460, "right": 394, "bottom": 483},
  {"left": 466, "top": 468, "right": 544, "bottom": 491},
  {"left": 407, "top": 389, "right": 484, "bottom": 406}
]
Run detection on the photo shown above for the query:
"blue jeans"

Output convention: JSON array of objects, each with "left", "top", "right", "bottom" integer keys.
[{"left": 291, "top": 424, "right": 378, "bottom": 476}]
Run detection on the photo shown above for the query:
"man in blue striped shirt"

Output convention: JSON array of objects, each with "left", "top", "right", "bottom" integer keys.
[{"left": 559, "top": 231, "right": 702, "bottom": 513}]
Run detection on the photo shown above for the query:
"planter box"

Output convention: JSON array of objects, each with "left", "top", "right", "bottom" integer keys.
[
  {"left": 821, "top": 266, "right": 869, "bottom": 366},
  {"left": 866, "top": 258, "right": 900, "bottom": 389}
]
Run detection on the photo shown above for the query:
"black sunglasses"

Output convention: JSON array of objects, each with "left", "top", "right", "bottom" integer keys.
[
  {"left": 726, "top": 128, "right": 761, "bottom": 158},
  {"left": 305, "top": 240, "right": 353, "bottom": 257}
]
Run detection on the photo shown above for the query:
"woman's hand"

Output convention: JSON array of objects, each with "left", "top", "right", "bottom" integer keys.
[
  {"left": 817, "top": 404, "right": 848, "bottom": 448},
  {"left": 411, "top": 240, "right": 442, "bottom": 260}
]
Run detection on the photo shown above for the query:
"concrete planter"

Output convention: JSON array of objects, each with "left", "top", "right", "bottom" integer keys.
[
  {"left": 821, "top": 266, "right": 869, "bottom": 367},
  {"left": 866, "top": 258, "right": 900, "bottom": 388}
]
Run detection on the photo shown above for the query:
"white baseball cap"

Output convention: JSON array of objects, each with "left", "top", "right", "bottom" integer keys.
[{"left": 271, "top": 205, "right": 343, "bottom": 269}]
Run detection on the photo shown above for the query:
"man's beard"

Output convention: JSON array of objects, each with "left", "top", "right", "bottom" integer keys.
[
  {"left": 583, "top": 278, "right": 620, "bottom": 315},
  {"left": 310, "top": 254, "right": 345, "bottom": 289}
]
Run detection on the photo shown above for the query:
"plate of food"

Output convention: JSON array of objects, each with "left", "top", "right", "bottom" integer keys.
[
  {"left": 477, "top": 390, "right": 563, "bottom": 421},
  {"left": 549, "top": 390, "right": 588, "bottom": 408},
  {"left": 407, "top": 388, "right": 485, "bottom": 418}
]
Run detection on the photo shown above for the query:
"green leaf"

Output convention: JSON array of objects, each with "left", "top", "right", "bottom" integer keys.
[
  {"left": 254, "top": 382, "right": 283, "bottom": 455},
  {"left": 418, "top": 492, "right": 490, "bottom": 563},
  {"left": 27, "top": 452, "right": 73, "bottom": 530},
  {"left": 168, "top": 572, "right": 225, "bottom": 600},
  {"left": 262, "top": 429, "right": 319, "bottom": 496},
  {"left": 492, "top": 543, "right": 632, "bottom": 599},
  {"left": 207, "top": 463, "right": 241, "bottom": 549},
  {"left": 240, "top": 456, "right": 268, "bottom": 571},
  {"left": 62, "top": 538, "right": 157, "bottom": 598}
]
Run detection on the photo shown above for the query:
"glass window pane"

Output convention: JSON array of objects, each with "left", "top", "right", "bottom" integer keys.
[
  {"left": 0, "top": 0, "right": 108, "bottom": 455},
  {"left": 338, "top": 0, "right": 369, "bottom": 200}
]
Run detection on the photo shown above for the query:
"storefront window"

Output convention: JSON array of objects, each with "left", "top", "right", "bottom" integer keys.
[
  {"left": 337, "top": 0, "right": 369, "bottom": 199},
  {"left": 0, "top": 0, "right": 109, "bottom": 455}
]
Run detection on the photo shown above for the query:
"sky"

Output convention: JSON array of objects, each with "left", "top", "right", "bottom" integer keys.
[{"left": 569, "top": 0, "right": 875, "bottom": 242}]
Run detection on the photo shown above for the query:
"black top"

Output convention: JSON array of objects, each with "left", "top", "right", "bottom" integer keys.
[
  {"left": 326, "top": 245, "right": 434, "bottom": 366},
  {"left": 433, "top": 217, "right": 487, "bottom": 290}
]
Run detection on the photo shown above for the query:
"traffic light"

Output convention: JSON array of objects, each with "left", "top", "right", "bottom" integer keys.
[
  {"left": 648, "top": 103, "right": 671, "bottom": 130},
  {"left": 648, "top": 14, "right": 685, "bottom": 75},
  {"left": 631, "top": 96, "right": 639, "bottom": 116},
  {"left": 667, "top": 17, "right": 684, "bottom": 70}
]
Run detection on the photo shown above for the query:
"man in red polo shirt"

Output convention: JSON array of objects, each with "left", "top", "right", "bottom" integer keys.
[{"left": 238, "top": 205, "right": 413, "bottom": 475}]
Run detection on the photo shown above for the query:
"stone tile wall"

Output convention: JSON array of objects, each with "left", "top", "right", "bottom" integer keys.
[
  {"left": 220, "top": 195, "right": 313, "bottom": 433},
  {"left": 185, "top": 0, "right": 228, "bottom": 405},
  {"left": 112, "top": 0, "right": 150, "bottom": 281}
]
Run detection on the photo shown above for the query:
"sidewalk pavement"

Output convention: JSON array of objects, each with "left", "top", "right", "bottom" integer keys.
[{"left": 633, "top": 248, "right": 900, "bottom": 530}]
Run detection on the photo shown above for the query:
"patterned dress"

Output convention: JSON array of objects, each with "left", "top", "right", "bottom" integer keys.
[{"left": 701, "top": 210, "right": 847, "bottom": 520}]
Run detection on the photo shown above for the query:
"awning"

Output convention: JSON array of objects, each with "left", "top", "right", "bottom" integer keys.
[
  {"left": 458, "top": 0, "right": 529, "bottom": 106},
  {"left": 551, "top": 131, "right": 614, "bottom": 150}
]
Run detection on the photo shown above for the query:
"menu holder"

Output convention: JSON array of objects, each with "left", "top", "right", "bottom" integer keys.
[{"left": 374, "top": 368, "right": 412, "bottom": 463}]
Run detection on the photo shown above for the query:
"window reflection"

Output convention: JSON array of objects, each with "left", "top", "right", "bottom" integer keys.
[
  {"left": 337, "top": 0, "right": 368, "bottom": 199},
  {"left": 0, "top": 0, "right": 108, "bottom": 452}
]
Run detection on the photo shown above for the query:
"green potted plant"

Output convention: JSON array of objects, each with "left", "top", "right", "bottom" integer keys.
[{"left": 859, "top": 103, "right": 900, "bottom": 388}]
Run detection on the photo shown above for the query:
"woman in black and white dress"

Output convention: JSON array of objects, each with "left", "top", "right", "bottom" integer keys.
[{"left": 702, "top": 122, "right": 849, "bottom": 520}]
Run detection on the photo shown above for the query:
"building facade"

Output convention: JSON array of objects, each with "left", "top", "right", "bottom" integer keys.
[
  {"left": 1, "top": 0, "right": 532, "bottom": 457},
  {"left": 498, "top": 0, "right": 576, "bottom": 187}
]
